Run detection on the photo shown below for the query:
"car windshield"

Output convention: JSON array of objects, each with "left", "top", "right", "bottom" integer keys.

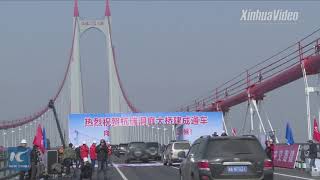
[
  {"left": 206, "top": 139, "right": 265, "bottom": 158},
  {"left": 173, "top": 143, "right": 190, "bottom": 150},
  {"left": 129, "top": 142, "right": 146, "bottom": 149},
  {"left": 146, "top": 143, "right": 159, "bottom": 148}
]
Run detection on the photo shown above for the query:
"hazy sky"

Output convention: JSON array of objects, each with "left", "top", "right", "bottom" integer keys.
[{"left": 1, "top": 0, "right": 320, "bottom": 142}]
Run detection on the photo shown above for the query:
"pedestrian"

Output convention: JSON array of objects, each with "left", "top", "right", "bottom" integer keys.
[
  {"left": 212, "top": 132, "right": 219, "bottom": 137},
  {"left": 63, "top": 143, "right": 76, "bottom": 175},
  {"left": 107, "top": 141, "right": 112, "bottom": 166},
  {"left": 90, "top": 141, "right": 97, "bottom": 169},
  {"left": 75, "top": 144, "right": 81, "bottom": 168},
  {"left": 80, "top": 141, "right": 89, "bottom": 167},
  {"left": 96, "top": 139, "right": 108, "bottom": 171},
  {"left": 30, "top": 145, "right": 41, "bottom": 180},
  {"left": 221, "top": 130, "right": 228, "bottom": 136},
  {"left": 265, "top": 139, "right": 274, "bottom": 160},
  {"left": 80, "top": 157, "right": 93, "bottom": 180},
  {"left": 58, "top": 146, "right": 64, "bottom": 163},
  {"left": 308, "top": 140, "right": 318, "bottom": 168},
  {"left": 18, "top": 139, "right": 28, "bottom": 180}
]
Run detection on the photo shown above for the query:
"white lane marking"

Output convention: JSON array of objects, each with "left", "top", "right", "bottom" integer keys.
[
  {"left": 170, "top": 166, "right": 179, "bottom": 170},
  {"left": 113, "top": 163, "right": 129, "bottom": 180},
  {"left": 113, "top": 163, "right": 163, "bottom": 167},
  {"left": 274, "top": 172, "right": 316, "bottom": 180}
]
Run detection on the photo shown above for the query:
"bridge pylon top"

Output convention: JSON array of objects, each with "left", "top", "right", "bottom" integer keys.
[
  {"left": 105, "top": 0, "right": 111, "bottom": 17},
  {"left": 74, "top": 0, "right": 79, "bottom": 17}
]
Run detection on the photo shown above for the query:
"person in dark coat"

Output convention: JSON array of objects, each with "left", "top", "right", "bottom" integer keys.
[
  {"left": 63, "top": 143, "right": 76, "bottom": 175},
  {"left": 308, "top": 140, "right": 318, "bottom": 168},
  {"left": 80, "top": 157, "right": 92, "bottom": 180},
  {"left": 221, "top": 131, "right": 228, "bottom": 136},
  {"left": 95, "top": 139, "right": 108, "bottom": 171},
  {"left": 18, "top": 139, "right": 28, "bottom": 180},
  {"left": 75, "top": 145, "right": 81, "bottom": 168},
  {"left": 30, "top": 145, "right": 41, "bottom": 180}
]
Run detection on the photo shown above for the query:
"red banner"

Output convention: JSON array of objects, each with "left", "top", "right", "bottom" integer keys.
[{"left": 273, "top": 144, "right": 300, "bottom": 169}]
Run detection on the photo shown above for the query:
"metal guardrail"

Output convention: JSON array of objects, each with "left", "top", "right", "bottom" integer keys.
[{"left": 0, "top": 150, "right": 19, "bottom": 180}]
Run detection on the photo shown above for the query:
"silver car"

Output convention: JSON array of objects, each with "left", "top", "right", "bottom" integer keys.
[{"left": 163, "top": 141, "right": 190, "bottom": 166}]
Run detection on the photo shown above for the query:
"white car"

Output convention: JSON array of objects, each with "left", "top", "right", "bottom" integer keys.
[{"left": 163, "top": 141, "right": 190, "bottom": 166}]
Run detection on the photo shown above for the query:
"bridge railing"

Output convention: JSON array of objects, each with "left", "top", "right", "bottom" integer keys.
[
  {"left": 181, "top": 28, "right": 320, "bottom": 112},
  {"left": 0, "top": 149, "right": 19, "bottom": 180}
]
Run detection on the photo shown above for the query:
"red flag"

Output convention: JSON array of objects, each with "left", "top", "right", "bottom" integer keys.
[
  {"left": 232, "top": 128, "right": 237, "bottom": 136},
  {"left": 313, "top": 118, "right": 320, "bottom": 142},
  {"left": 33, "top": 124, "right": 45, "bottom": 153}
]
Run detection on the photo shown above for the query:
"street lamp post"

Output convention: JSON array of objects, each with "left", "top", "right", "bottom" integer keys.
[
  {"left": 163, "top": 127, "right": 167, "bottom": 145},
  {"left": 11, "top": 129, "right": 15, "bottom": 147},
  {"left": 3, "top": 130, "right": 6, "bottom": 147},
  {"left": 25, "top": 125, "right": 28, "bottom": 145},
  {"left": 172, "top": 125, "right": 176, "bottom": 141},
  {"left": 18, "top": 127, "right": 22, "bottom": 142},
  {"left": 151, "top": 126, "right": 154, "bottom": 142},
  {"left": 157, "top": 127, "right": 160, "bottom": 144}
]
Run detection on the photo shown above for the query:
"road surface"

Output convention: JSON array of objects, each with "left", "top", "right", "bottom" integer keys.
[{"left": 51, "top": 156, "right": 320, "bottom": 180}]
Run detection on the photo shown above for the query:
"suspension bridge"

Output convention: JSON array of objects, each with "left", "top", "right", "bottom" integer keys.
[
  {"left": 1, "top": 1, "right": 320, "bottom": 180},
  {"left": 0, "top": 0, "right": 320, "bottom": 150}
]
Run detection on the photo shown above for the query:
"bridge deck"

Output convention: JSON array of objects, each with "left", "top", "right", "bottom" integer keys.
[{"left": 42, "top": 156, "right": 320, "bottom": 180}]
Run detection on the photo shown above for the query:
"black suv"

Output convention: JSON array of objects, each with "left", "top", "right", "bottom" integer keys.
[
  {"left": 146, "top": 142, "right": 161, "bottom": 161},
  {"left": 125, "top": 142, "right": 149, "bottom": 163},
  {"left": 179, "top": 135, "right": 274, "bottom": 180}
]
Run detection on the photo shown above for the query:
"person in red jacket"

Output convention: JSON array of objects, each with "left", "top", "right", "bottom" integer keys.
[
  {"left": 265, "top": 139, "right": 274, "bottom": 161},
  {"left": 80, "top": 141, "right": 89, "bottom": 166},
  {"left": 90, "top": 141, "right": 97, "bottom": 169},
  {"left": 106, "top": 142, "right": 112, "bottom": 166},
  {"left": 107, "top": 143, "right": 112, "bottom": 156}
]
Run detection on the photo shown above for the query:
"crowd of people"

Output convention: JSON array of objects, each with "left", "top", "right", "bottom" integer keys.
[
  {"left": 212, "top": 131, "right": 228, "bottom": 137},
  {"left": 18, "top": 139, "right": 112, "bottom": 180},
  {"left": 60, "top": 139, "right": 112, "bottom": 179}
]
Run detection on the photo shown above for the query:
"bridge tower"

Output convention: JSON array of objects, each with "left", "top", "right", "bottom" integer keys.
[{"left": 70, "top": 0, "right": 133, "bottom": 144}]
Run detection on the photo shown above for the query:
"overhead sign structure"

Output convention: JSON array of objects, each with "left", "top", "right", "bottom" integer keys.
[
  {"left": 7, "top": 147, "right": 31, "bottom": 171},
  {"left": 69, "top": 112, "right": 223, "bottom": 145}
]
